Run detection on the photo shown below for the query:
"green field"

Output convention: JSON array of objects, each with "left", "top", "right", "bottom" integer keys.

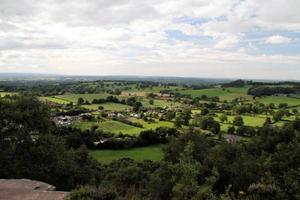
[
  {"left": 73, "top": 118, "right": 174, "bottom": 135},
  {"left": 73, "top": 120, "right": 143, "bottom": 135},
  {"left": 130, "top": 118, "right": 174, "bottom": 129},
  {"left": 219, "top": 93, "right": 253, "bottom": 101},
  {"left": 40, "top": 96, "right": 71, "bottom": 104},
  {"left": 90, "top": 144, "right": 163, "bottom": 163},
  {"left": 54, "top": 93, "right": 180, "bottom": 109},
  {"left": 125, "top": 86, "right": 180, "bottom": 93},
  {"left": 180, "top": 86, "right": 251, "bottom": 102},
  {"left": 180, "top": 88, "right": 228, "bottom": 97},
  {"left": 140, "top": 98, "right": 181, "bottom": 108},
  {"left": 100, "top": 120, "right": 143, "bottom": 135},
  {"left": 55, "top": 93, "right": 111, "bottom": 103},
  {"left": 216, "top": 114, "right": 267, "bottom": 129},
  {"left": 216, "top": 113, "right": 288, "bottom": 132},
  {"left": 0, "top": 92, "right": 17, "bottom": 97},
  {"left": 83, "top": 103, "right": 131, "bottom": 111},
  {"left": 255, "top": 96, "right": 300, "bottom": 106},
  {"left": 227, "top": 115, "right": 267, "bottom": 127}
]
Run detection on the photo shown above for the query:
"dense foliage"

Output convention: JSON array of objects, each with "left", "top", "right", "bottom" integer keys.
[
  {"left": 248, "top": 86, "right": 298, "bottom": 97},
  {"left": 0, "top": 96, "right": 102, "bottom": 190}
]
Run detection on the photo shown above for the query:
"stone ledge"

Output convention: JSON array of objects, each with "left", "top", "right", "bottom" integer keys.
[{"left": 0, "top": 179, "right": 68, "bottom": 200}]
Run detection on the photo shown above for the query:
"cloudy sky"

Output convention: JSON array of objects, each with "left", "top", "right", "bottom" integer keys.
[{"left": 0, "top": 0, "right": 299, "bottom": 80}]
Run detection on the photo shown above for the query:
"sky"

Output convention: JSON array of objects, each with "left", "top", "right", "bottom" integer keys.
[{"left": 0, "top": 0, "right": 299, "bottom": 80}]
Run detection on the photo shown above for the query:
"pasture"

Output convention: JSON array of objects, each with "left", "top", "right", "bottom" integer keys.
[
  {"left": 83, "top": 103, "right": 131, "bottom": 111},
  {"left": 180, "top": 88, "right": 228, "bottom": 97},
  {"left": 219, "top": 93, "right": 252, "bottom": 101},
  {"left": 180, "top": 86, "right": 252, "bottom": 102},
  {"left": 130, "top": 118, "right": 174, "bottom": 130},
  {"left": 73, "top": 118, "right": 175, "bottom": 135},
  {"left": 90, "top": 144, "right": 163, "bottom": 163},
  {"left": 0, "top": 92, "right": 17, "bottom": 97},
  {"left": 215, "top": 114, "right": 268, "bottom": 129},
  {"left": 255, "top": 96, "right": 300, "bottom": 107},
  {"left": 125, "top": 86, "right": 180, "bottom": 93},
  {"left": 40, "top": 96, "right": 71, "bottom": 104},
  {"left": 73, "top": 120, "right": 143, "bottom": 135},
  {"left": 140, "top": 98, "right": 180, "bottom": 108},
  {"left": 217, "top": 113, "right": 288, "bottom": 132},
  {"left": 55, "top": 93, "right": 111, "bottom": 103}
]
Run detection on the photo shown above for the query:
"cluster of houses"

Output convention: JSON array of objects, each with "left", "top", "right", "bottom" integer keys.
[{"left": 53, "top": 113, "right": 92, "bottom": 126}]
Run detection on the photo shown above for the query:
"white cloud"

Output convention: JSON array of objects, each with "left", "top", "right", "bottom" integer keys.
[
  {"left": 213, "top": 34, "right": 240, "bottom": 49},
  {"left": 0, "top": 0, "right": 299, "bottom": 79},
  {"left": 265, "top": 35, "right": 292, "bottom": 44}
]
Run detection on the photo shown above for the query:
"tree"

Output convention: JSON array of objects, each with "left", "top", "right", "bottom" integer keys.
[
  {"left": 227, "top": 126, "right": 235, "bottom": 135},
  {"left": 292, "top": 109, "right": 298, "bottom": 115},
  {"left": 0, "top": 95, "right": 51, "bottom": 135},
  {"left": 77, "top": 97, "right": 84, "bottom": 105},
  {"left": 149, "top": 99, "right": 154, "bottom": 105},
  {"left": 268, "top": 103, "right": 276, "bottom": 109},
  {"left": 236, "top": 126, "right": 256, "bottom": 136},
  {"left": 264, "top": 117, "right": 272, "bottom": 126},
  {"left": 273, "top": 110, "right": 286, "bottom": 122},
  {"left": 171, "top": 142, "right": 202, "bottom": 199},
  {"left": 148, "top": 162, "right": 174, "bottom": 200},
  {"left": 174, "top": 116, "right": 183, "bottom": 128},
  {"left": 279, "top": 103, "right": 288, "bottom": 109},
  {"left": 201, "top": 108, "right": 209, "bottom": 115},
  {"left": 126, "top": 96, "right": 137, "bottom": 106},
  {"left": 219, "top": 114, "right": 228, "bottom": 123},
  {"left": 233, "top": 116, "right": 244, "bottom": 126},
  {"left": 181, "top": 109, "right": 192, "bottom": 125},
  {"left": 194, "top": 116, "right": 220, "bottom": 134},
  {"left": 133, "top": 101, "right": 143, "bottom": 112},
  {"left": 12, "top": 135, "right": 101, "bottom": 190},
  {"left": 165, "top": 111, "right": 176, "bottom": 121}
]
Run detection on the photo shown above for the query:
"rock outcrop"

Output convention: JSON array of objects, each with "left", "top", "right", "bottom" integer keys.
[{"left": 0, "top": 179, "right": 68, "bottom": 200}]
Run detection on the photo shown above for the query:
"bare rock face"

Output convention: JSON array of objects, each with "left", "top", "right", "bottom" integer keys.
[{"left": 0, "top": 179, "right": 69, "bottom": 200}]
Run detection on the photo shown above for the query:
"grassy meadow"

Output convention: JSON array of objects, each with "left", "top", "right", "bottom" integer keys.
[
  {"left": 40, "top": 96, "right": 71, "bottom": 104},
  {"left": 0, "top": 92, "right": 17, "bottom": 97},
  {"left": 55, "top": 93, "right": 111, "bottom": 103},
  {"left": 90, "top": 144, "right": 163, "bottom": 163},
  {"left": 73, "top": 120, "right": 144, "bottom": 135},
  {"left": 255, "top": 96, "right": 300, "bottom": 107},
  {"left": 180, "top": 86, "right": 252, "bottom": 102},
  {"left": 83, "top": 102, "right": 131, "bottom": 111},
  {"left": 73, "top": 118, "right": 175, "bottom": 136}
]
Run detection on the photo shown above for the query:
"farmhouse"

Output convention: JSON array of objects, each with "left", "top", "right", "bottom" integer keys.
[
  {"left": 53, "top": 116, "right": 73, "bottom": 126},
  {"left": 224, "top": 134, "right": 242, "bottom": 143}
]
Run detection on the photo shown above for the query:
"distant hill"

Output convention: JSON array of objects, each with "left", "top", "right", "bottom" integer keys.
[
  {"left": 0, "top": 73, "right": 61, "bottom": 79},
  {"left": 0, "top": 73, "right": 234, "bottom": 85},
  {"left": 0, "top": 73, "right": 297, "bottom": 85}
]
